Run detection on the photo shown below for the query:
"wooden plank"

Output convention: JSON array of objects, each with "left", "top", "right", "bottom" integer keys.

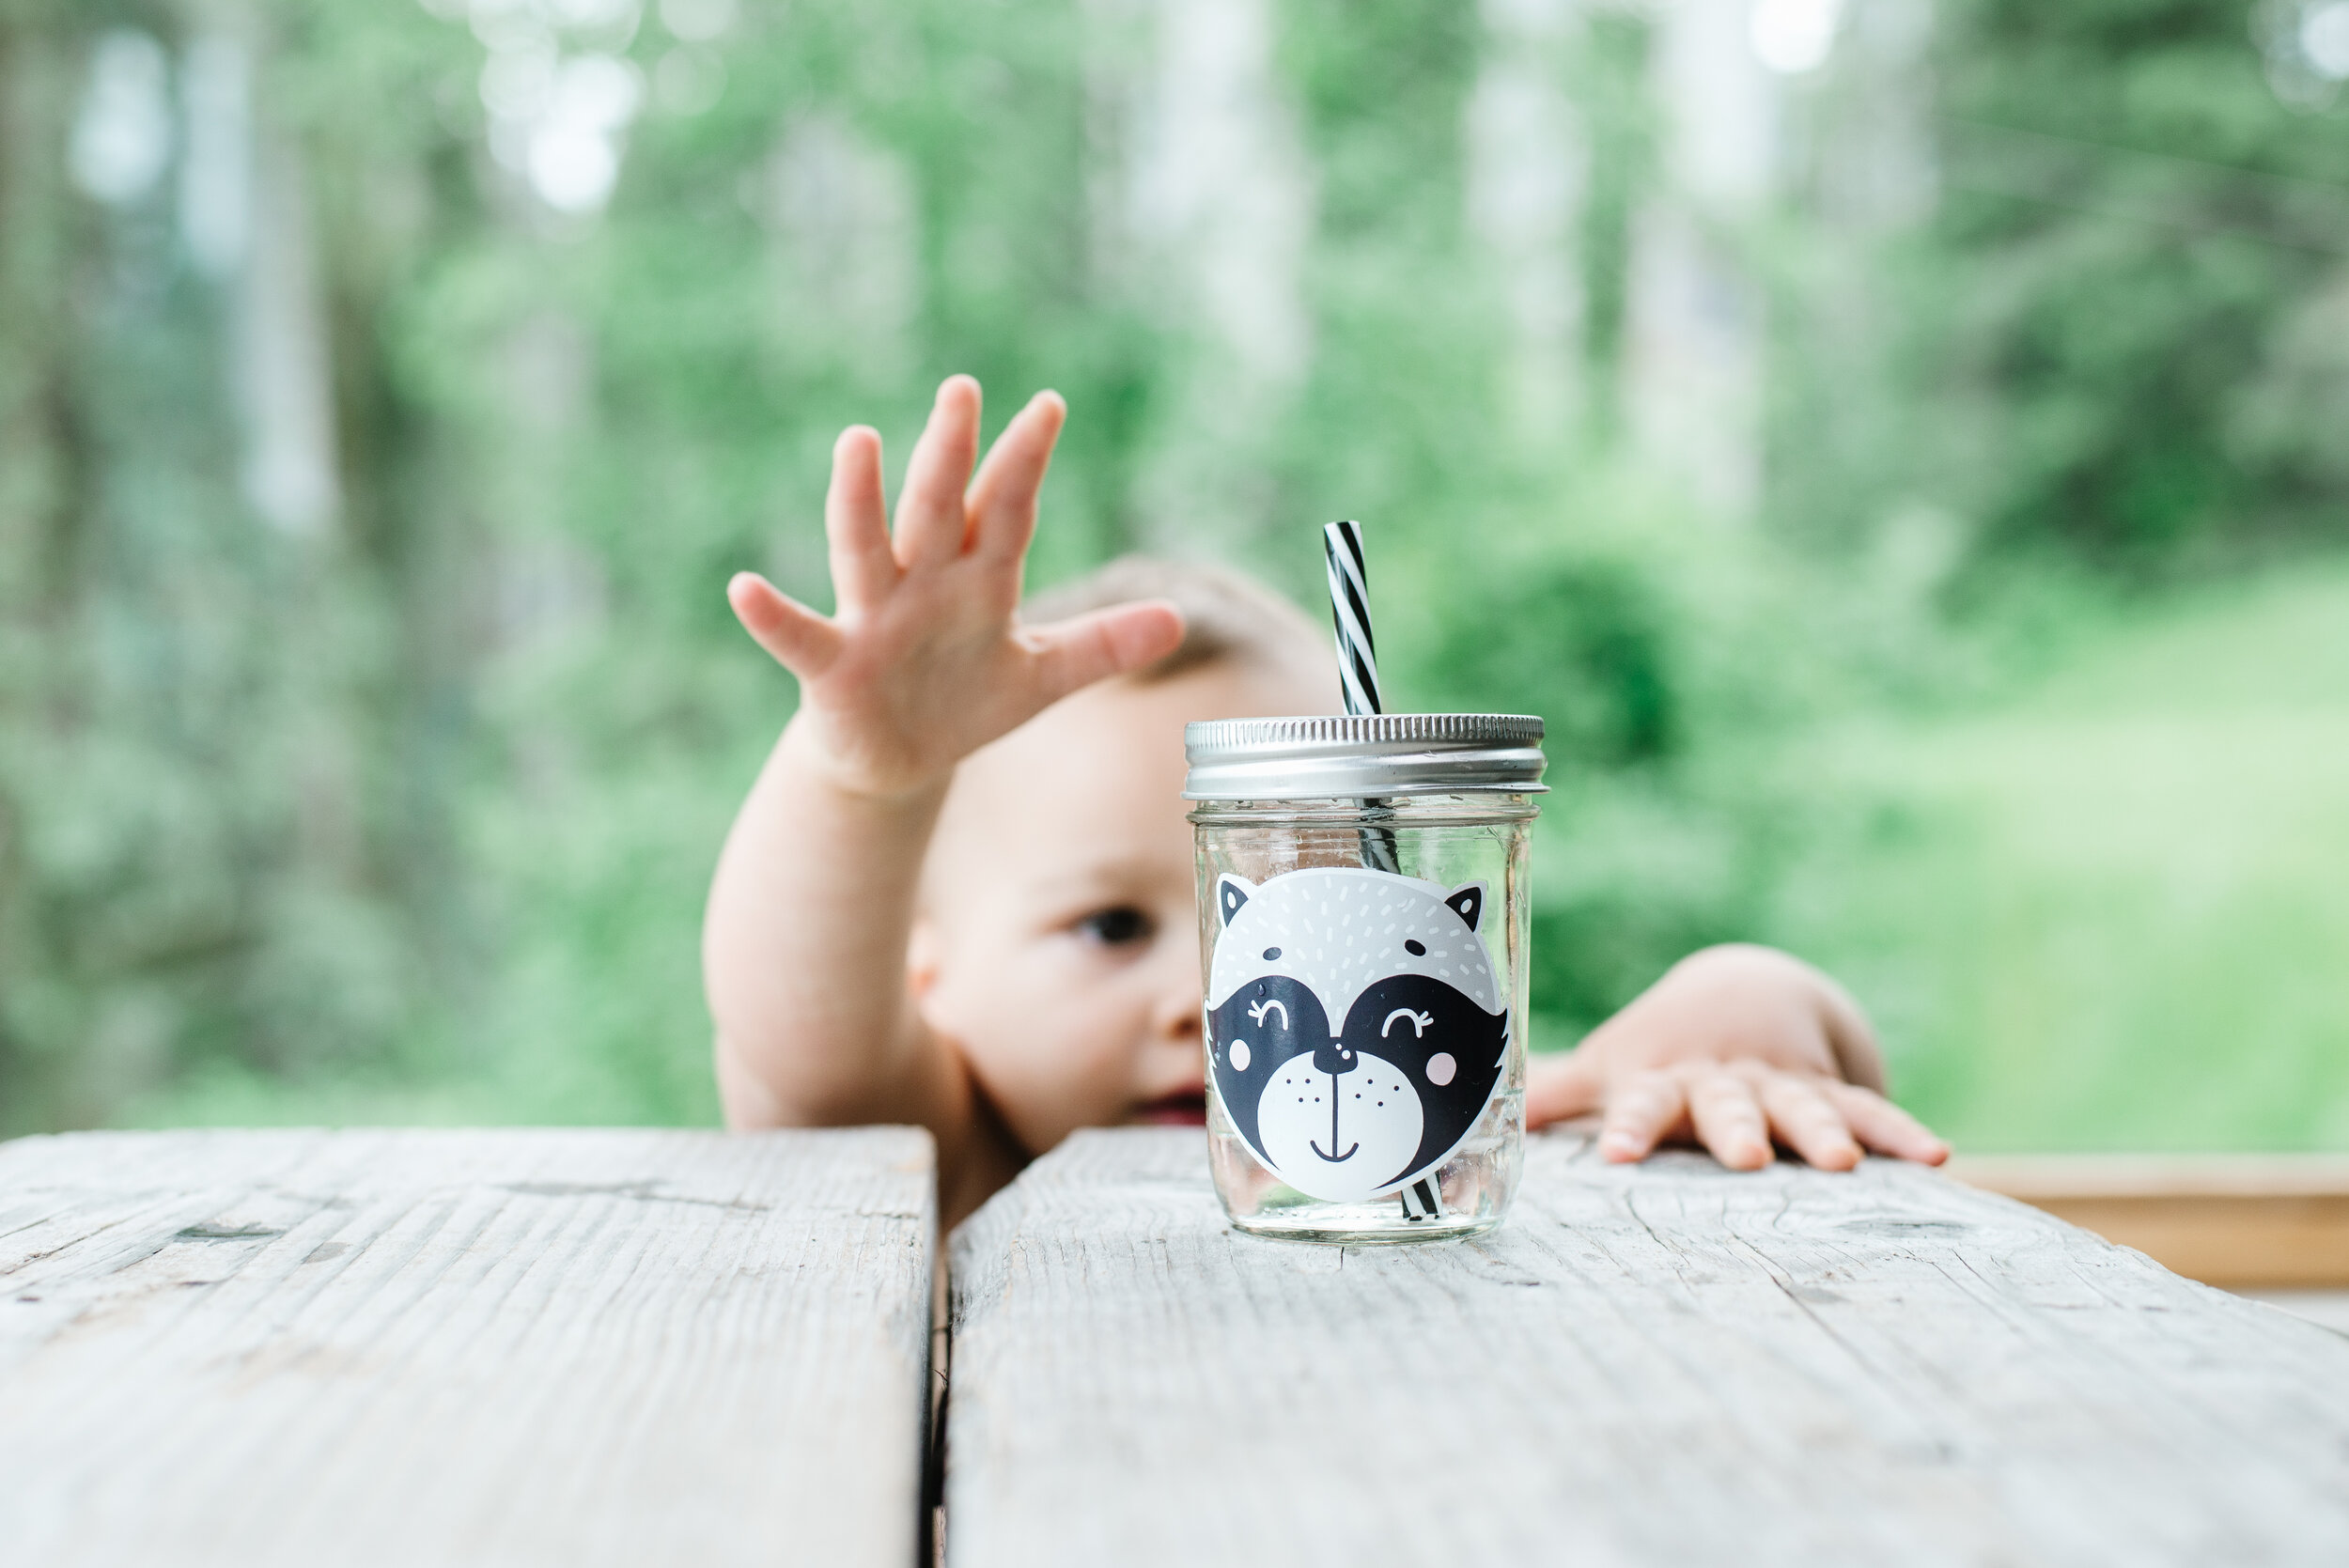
[
  {"left": 2240, "top": 1291, "right": 2349, "bottom": 1334},
  {"left": 1953, "top": 1154, "right": 2349, "bottom": 1287},
  {"left": 946, "top": 1127, "right": 2349, "bottom": 1567},
  {"left": 0, "top": 1127, "right": 934, "bottom": 1568}
]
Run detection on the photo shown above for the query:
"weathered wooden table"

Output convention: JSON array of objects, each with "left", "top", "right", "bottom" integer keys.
[
  {"left": 0, "top": 1128, "right": 935, "bottom": 1568},
  {"left": 10, "top": 1126, "right": 2349, "bottom": 1566}
]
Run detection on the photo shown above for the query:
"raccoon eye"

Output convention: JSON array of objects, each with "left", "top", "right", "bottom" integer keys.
[{"left": 1075, "top": 907, "right": 1152, "bottom": 946}]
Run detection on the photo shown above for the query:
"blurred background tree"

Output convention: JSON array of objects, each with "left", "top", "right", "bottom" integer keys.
[{"left": 2, "top": 0, "right": 2345, "bottom": 1147}]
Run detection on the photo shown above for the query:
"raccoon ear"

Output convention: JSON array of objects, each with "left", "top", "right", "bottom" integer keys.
[
  {"left": 1216, "top": 875, "right": 1257, "bottom": 927},
  {"left": 1443, "top": 881, "right": 1486, "bottom": 933}
]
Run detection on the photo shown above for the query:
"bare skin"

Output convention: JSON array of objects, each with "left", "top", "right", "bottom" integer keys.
[
  {"left": 704, "top": 375, "right": 1190, "bottom": 1224},
  {"left": 1525, "top": 945, "right": 1946, "bottom": 1172},
  {"left": 705, "top": 374, "right": 1945, "bottom": 1229}
]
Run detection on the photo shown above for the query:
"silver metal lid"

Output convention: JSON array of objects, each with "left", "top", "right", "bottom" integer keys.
[{"left": 1182, "top": 714, "right": 1547, "bottom": 800}]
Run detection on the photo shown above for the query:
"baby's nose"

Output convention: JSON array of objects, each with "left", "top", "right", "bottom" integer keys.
[
  {"left": 1157, "top": 988, "right": 1202, "bottom": 1039},
  {"left": 1312, "top": 1038, "right": 1358, "bottom": 1076}
]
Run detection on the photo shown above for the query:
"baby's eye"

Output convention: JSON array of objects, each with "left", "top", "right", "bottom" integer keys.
[{"left": 1075, "top": 907, "right": 1153, "bottom": 947}]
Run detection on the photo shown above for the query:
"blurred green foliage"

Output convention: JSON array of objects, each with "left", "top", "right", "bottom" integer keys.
[
  {"left": 2, "top": 0, "right": 2346, "bottom": 1146},
  {"left": 1775, "top": 563, "right": 2349, "bottom": 1151},
  {"left": 1933, "top": 1, "right": 2349, "bottom": 566}
]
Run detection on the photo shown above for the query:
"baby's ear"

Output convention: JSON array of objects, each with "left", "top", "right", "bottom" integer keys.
[
  {"left": 1216, "top": 875, "right": 1256, "bottom": 927},
  {"left": 1443, "top": 882, "right": 1486, "bottom": 933}
]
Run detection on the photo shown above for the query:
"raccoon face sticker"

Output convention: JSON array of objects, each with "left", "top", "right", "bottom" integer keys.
[{"left": 1206, "top": 866, "right": 1509, "bottom": 1204}]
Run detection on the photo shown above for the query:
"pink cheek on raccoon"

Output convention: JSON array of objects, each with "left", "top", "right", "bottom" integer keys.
[{"left": 1426, "top": 1053, "right": 1456, "bottom": 1087}]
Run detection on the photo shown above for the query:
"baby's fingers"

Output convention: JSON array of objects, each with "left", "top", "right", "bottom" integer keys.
[
  {"left": 1022, "top": 600, "right": 1185, "bottom": 704},
  {"left": 729, "top": 574, "right": 843, "bottom": 678},
  {"left": 1758, "top": 1074, "right": 1862, "bottom": 1172},
  {"left": 826, "top": 426, "right": 895, "bottom": 614},
  {"left": 970, "top": 390, "right": 1066, "bottom": 567},
  {"left": 894, "top": 376, "right": 982, "bottom": 569},
  {"left": 1687, "top": 1069, "right": 1773, "bottom": 1171},
  {"left": 1595, "top": 1068, "right": 1687, "bottom": 1163},
  {"left": 1525, "top": 1049, "right": 1604, "bottom": 1128},
  {"left": 1825, "top": 1081, "right": 1951, "bottom": 1165}
]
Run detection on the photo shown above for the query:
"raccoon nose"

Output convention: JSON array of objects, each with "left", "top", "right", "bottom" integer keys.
[{"left": 1312, "top": 1039, "right": 1358, "bottom": 1076}]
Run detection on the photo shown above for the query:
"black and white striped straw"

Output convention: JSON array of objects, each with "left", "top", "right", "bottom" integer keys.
[
  {"left": 1323, "top": 520, "right": 1380, "bottom": 717},
  {"left": 1323, "top": 520, "right": 1402, "bottom": 876},
  {"left": 1324, "top": 520, "right": 1432, "bottom": 1220}
]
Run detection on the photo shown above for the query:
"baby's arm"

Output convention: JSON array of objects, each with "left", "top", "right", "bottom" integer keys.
[
  {"left": 703, "top": 377, "right": 1180, "bottom": 1212},
  {"left": 1524, "top": 944, "right": 1948, "bottom": 1171}
]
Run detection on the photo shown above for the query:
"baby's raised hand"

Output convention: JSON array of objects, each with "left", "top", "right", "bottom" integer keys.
[
  {"left": 726, "top": 376, "right": 1182, "bottom": 799},
  {"left": 1524, "top": 944, "right": 1949, "bottom": 1172}
]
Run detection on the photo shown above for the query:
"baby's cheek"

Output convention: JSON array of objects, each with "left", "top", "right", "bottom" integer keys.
[{"left": 955, "top": 994, "right": 1150, "bottom": 1149}]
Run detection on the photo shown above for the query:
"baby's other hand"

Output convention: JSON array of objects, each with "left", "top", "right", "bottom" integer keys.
[
  {"left": 726, "top": 376, "right": 1183, "bottom": 799},
  {"left": 1524, "top": 944, "right": 1949, "bottom": 1172}
]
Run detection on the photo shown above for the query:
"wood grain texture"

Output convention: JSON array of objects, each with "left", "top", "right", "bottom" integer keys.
[
  {"left": 946, "top": 1127, "right": 2349, "bottom": 1568},
  {"left": 0, "top": 1127, "right": 934, "bottom": 1568}
]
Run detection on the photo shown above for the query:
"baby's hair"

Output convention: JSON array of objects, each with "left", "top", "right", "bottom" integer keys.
[{"left": 1023, "top": 555, "right": 1327, "bottom": 684}]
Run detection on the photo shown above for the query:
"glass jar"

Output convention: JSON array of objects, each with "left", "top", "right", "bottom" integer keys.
[{"left": 1184, "top": 714, "right": 1545, "bottom": 1244}]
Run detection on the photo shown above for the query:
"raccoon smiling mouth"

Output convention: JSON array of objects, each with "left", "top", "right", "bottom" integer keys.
[{"left": 1310, "top": 1083, "right": 1358, "bottom": 1162}]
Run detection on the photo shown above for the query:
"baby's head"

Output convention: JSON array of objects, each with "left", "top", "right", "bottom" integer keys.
[{"left": 911, "top": 557, "right": 1334, "bottom": 1157}]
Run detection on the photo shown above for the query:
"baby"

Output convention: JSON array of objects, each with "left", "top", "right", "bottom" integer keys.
[{"left": 704, "top": 375, "right": 1947, "bottom": 1226}]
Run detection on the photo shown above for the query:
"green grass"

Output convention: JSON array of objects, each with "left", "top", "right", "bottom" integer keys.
[{"left": 1777, "top": 564, "right": 2349, "bottom": 1152}]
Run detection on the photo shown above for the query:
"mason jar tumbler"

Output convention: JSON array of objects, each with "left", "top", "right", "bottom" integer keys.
[{"left": 1185, "top": 714, "right": 1546, "bottom": 1243}]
